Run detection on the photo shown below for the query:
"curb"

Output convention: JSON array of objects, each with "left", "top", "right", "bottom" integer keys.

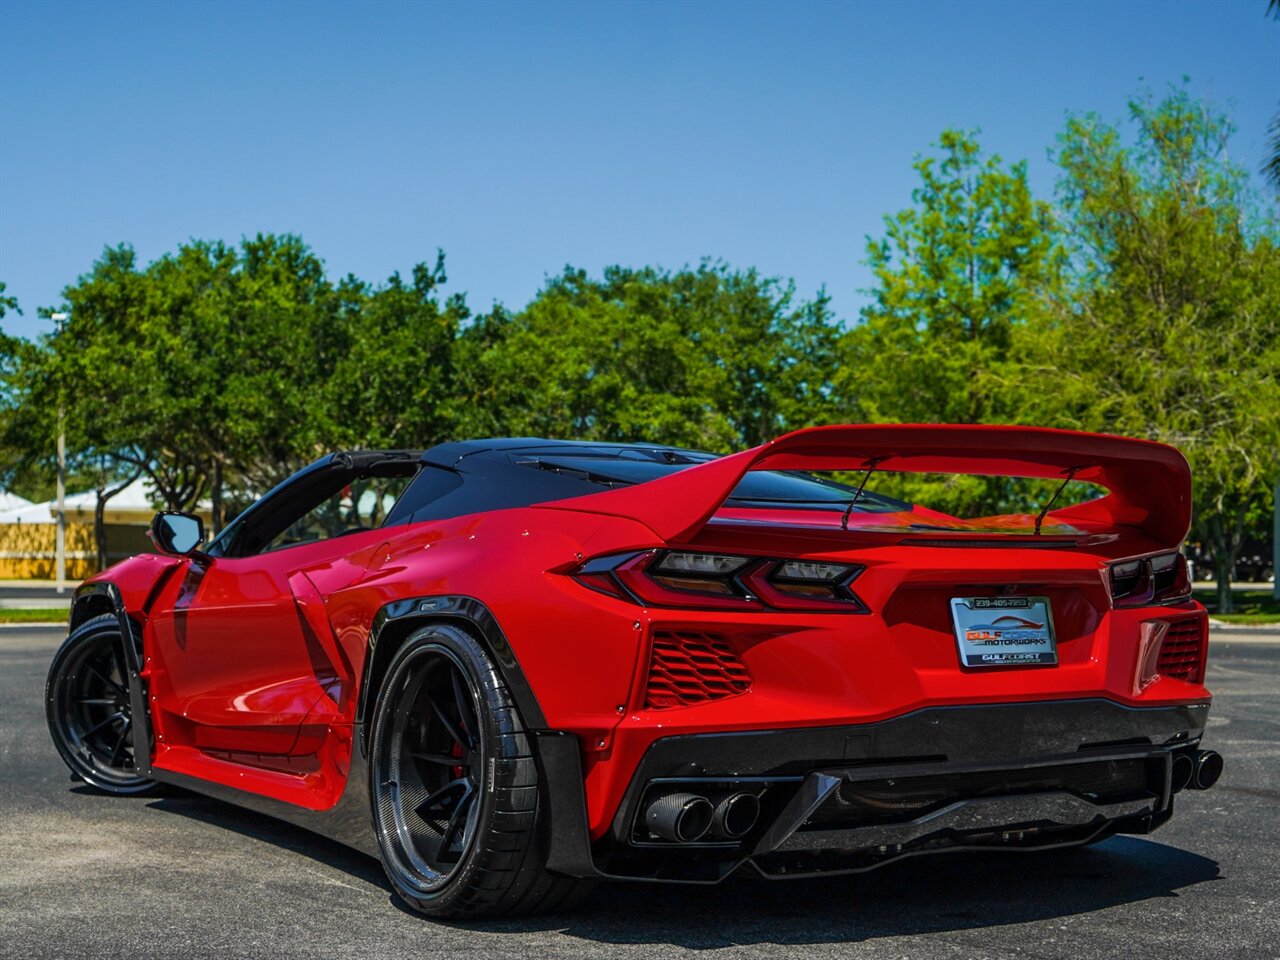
[{"left": 1208, "top": 621, "right": 1280, "bottom": 635}]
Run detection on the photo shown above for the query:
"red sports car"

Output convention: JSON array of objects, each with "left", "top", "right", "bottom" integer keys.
[{"left": 45, "top": 425, "right": 1222, "bottom": 918}]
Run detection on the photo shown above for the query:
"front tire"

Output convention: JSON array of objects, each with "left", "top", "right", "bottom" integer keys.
[
  {"left": 46, "top": 613, "right": 156, "bottom": 795},
  {"left": 368, "top": 623, "right": 591, "bottom": 918}
]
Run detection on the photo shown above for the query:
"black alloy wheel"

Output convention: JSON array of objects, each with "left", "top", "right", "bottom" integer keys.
[
  {"left": 368, "top": 623, "right": 592, "bottom": 918},
  {"left": 374, "top": 643, "right": 484, "bottom": 888},
  {"left": 46, "top": 613, "right": 155, "bottom": 794}
]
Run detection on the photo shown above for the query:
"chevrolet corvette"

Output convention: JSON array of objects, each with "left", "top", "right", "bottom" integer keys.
[{"left": 45, "top": 424, "right": 1223, "bottom": 918}]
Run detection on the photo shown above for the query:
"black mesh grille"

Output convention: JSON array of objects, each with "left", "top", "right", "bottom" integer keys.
[
  {"left": 645, "top": 631, "right": 752, "bottom": 709},
  {"left": 1159, "top": 619, "right": 1205, "bottom": 682},
  {"left": 804, "top": 758, "right": 1154, "bottom": 829}
]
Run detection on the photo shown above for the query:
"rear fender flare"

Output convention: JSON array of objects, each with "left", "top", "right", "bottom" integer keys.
[{"left": 358, "top": 595, "right": 547, "bottom": 740}]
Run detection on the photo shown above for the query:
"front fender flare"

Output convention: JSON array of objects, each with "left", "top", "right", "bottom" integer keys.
[{"left": 71, "top": 581, "right": 154, "bottom": 779}]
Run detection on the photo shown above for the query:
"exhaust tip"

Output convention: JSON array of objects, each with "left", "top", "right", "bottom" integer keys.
[
  {"left": 645, "top": 791, "right": 714, "bottom": 843},
  {"left": 1171, "top": 752, "right": 1194, "bottom": 793},
  {"left": 712, "top": 792, "right": 760, "bottom": 839},
  {"left": 1192, "top": 750, "right": 1223, "bottom": 790}
]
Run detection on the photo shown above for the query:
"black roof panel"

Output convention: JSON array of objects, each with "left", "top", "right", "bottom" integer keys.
[{"left": 422, "top": 437, "right": 714, "bottom": 468}]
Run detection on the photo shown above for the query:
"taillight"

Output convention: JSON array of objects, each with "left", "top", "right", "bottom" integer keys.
[
  {"left": 1109, "top": 552, "right": 1191, "bottom": 607},
  {"left": 571, "top": 555, "right": 634, "bottom": 600},
  {"left": 741, "top": 559, "right": 864, "bottom": 610},
  {"left": 614, "top": 552, "right": 758, "bottom": 611},
  {"left": 572, "top": 550, "right": 866, "bottom": 612}
]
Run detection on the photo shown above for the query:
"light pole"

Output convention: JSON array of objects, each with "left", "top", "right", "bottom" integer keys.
[{"left": 50, "top": 312, "right": 68, "bottom": 593}]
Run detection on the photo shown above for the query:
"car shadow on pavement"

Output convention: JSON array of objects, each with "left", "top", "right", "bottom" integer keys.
[
  {"left": 450, "top": 838, "right": 1222, "bottom": 948},
  {"left": 146, "top": 791, "right": 1220, "bottom": 948},
  {"left": 144, "top": 792, "right": 389, "bottom": 889},
  {"left": 542, "top": 839, "right": 1218, "bottom": 947}
]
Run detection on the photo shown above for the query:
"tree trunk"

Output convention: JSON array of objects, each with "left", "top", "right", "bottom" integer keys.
[
  {"left": 1274, "top": 483, "right": 1279, "bottom": 603},
  {"left": 1210, "top": 503, "right": 1250, "bottom": 615},
  {"left": 93, "top": 492, "right": 108, "bottom": 572},
  {"left": 92, "top": 470, "right": 143, "bottom": 573},
  {"left": 1215, "top": 549, "right": 1234, "bottom": 614}
]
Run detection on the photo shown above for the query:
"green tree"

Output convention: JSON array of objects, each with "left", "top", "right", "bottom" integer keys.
[
  {"left": 0, "top": 281, "right": 19, "bottom": 319},
  {"left": 0, "top": 281, "right": 28, "bottom": 489},
  {"left": 451, "top": 263, "right": 840, "bottom": 452},
  {"left": 51, "top": 244, "right": 212, "bottom": 516},
  {"left": 328, "top": 252, "right": 468, "bottom": 452},
  {"left": 1046, "top": 87, "right": 1280, "bottom": 611},
  {"left": 0, "top": 307, "right": 144, "bottom": 562},
  {"left": 1267, "top": 1, "right": 1280, "bottom": 190},
  {"left": 21, "top": 238, "right": 335, "bottom": 533},
  {"left": 195, "top": 234, "right": 344, "bottom": 526},
  {"left": 844, "top": 130, "right": 1065, "bottom": 515},
  {"left": 8, "top": 236, "right": 467, "bottom": 546},
  {"left": 0, "top": 330, "right": 48, "bottom": 496}
]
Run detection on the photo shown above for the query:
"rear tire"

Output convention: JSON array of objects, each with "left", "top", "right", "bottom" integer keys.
[
  {"left": 368, "top": 622, "right": 593, "bottom": 918},
  {"left": 46, "top": 613, "right": 156, "bottom": 795}
]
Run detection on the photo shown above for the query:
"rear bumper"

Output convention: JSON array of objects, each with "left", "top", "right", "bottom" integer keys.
[{"left": 542, "top": 698, "right": 1211, "bottom": 883}]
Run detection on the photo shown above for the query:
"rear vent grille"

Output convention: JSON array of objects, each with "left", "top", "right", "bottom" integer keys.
[
  {"left": 644, "top": 631, "right": 751, "bottom": 709},
  {"left": 1159, "top": 618, "right": 1206, "bottom": 683}
]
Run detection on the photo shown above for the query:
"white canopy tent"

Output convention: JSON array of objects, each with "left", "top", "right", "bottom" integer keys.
[
  {"left": 0, "top": 477, "right": 159, "bottom": 525},
  {"left": 0, "top": 491, "right": 34, "bottom": 516}
]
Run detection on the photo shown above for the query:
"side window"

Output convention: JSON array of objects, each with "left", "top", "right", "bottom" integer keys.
[
  {"left": 382, "top": 465, "right": 466, "bottom": 526},
  {"left": 381, "top": 460, "right": 577, "bottom": 526},
  {"left": 261, "top": 472, "right": 417, "bottom": 553}
]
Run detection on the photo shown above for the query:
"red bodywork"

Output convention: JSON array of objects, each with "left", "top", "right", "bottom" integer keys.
[{"left": 84, "top": 425, "right": 1210, "bottom": 842}]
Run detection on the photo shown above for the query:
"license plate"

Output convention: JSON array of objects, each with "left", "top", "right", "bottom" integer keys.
[{"left": 950, "top": 596, "right": 1058, "bottom": 667}]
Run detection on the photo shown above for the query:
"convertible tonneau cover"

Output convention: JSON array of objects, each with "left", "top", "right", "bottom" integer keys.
[{"left": 538, "top": 424, "right": 1192, "bottom": 548}]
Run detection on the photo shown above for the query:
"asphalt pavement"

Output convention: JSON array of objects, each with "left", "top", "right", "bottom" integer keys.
[
  {"left": 1, "top": 625, "right": 1276, "bottom": 960},
  {"left": 0, "top": 583, "right": 73, "bottom": 610}
]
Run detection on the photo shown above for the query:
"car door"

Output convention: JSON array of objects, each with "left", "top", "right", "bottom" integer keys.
[{"left": 146, "top": 456, "right": 417, "bottom": 772}]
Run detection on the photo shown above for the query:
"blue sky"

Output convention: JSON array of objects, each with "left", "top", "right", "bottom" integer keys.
[{"left": 1, "top": 0, "right": 1276, "bottom": 341}]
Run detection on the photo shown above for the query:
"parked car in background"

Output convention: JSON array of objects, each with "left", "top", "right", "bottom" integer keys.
[{"left": 1185, "top": 538, "right": 1275, "bottom": 585}]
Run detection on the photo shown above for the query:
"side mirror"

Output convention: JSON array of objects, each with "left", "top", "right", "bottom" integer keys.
[{"left": 148, "top": 511, "right": 206, "bottom": 557}]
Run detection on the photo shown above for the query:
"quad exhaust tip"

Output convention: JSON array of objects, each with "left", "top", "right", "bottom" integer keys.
[
  {"left": 644, "top": 789, "right": 762, "bottom": 842},
  {"left": 1191, "top": 749, "right": 1223, "bottom": 790},
  {"left": 712, "top": 792, "right": 761, "bottom": 840},
  {"left": 645, "top": 791, "right": 714, "bottom": 843},
  {"left": 1171, "top": 749, "right": 1222, "bottom": 793},
  {"left": 1171, "top": 752, "right": 1195, "bottom": 793}
]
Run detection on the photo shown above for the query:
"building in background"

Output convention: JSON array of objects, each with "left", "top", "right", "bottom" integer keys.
[{"left": 0, "top": 479, "right": 159, "bottom": 579}]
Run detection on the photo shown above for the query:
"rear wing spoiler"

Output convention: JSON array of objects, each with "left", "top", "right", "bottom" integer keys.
[{"left": 538, "top": 424, "right": 1192, "bottom": 548}]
